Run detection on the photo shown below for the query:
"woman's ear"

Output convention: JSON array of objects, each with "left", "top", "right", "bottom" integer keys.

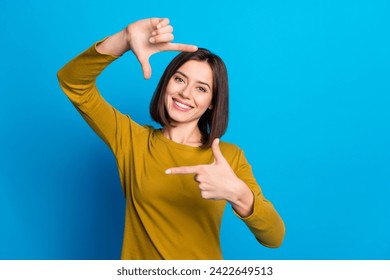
[{"left": 208, "top": 104, "right": 213, "bottom": 110}]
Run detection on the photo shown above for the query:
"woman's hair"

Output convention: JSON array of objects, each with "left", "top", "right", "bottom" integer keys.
[{"left": 150, "top": 48, "right": 229, "bottom": 148}]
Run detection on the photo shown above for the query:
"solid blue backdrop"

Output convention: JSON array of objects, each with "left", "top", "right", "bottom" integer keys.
[{"left": 1, "top": 0, "right": 389, "bottom": 259}]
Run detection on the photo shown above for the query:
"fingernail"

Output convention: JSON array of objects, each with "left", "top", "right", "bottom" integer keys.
[
  {"left": 149, "top": 37, "right": 155, "bottom": 43},
  {"left": 165, "top": 169, "right": 172, "bottom": 174},
  {"left": 157, "top": 24, "right": 161, "bottom": 28},
  {"left": 151, "top": 31, "right": 156, "bottom": 36}
]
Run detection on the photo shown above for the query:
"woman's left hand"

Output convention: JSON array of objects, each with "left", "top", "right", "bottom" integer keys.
[{"left": 166, "top": 138, "right": 254, "bottom": 217}]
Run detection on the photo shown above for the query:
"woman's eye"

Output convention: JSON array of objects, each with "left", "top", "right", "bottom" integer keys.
[
  {"left": 198, "top": 87, "right": 206, "bottom": 93},
  {"left": 174, "top": 76, "right": 184, "bottom": 83}
]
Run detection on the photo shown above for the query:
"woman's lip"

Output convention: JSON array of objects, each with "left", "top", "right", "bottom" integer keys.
[
  {"left": 172, "top": 98, "right": 193, "bottom": 112},
  {"left": 173, "top": 98, "right": 194, "bottom": 108}
]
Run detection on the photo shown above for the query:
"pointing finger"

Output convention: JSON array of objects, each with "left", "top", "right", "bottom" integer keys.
[
  {"left": 165, "top": 165, "right": 200, "bottom": 175},
  {"left": 160, "top": 42, "right": 198, "bottom": 53}
]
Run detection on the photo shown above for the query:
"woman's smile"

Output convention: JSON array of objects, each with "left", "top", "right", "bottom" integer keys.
[{"left": 172, "top": 97, "right": 194, "bottom": 111}]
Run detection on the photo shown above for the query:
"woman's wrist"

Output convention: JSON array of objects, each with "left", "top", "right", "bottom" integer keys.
[
  {"left": 228, "top": 179, "right": 255, "bottom": 218},
  {"left": 96, "top": 28, "right": 131, "bottom": 56}
]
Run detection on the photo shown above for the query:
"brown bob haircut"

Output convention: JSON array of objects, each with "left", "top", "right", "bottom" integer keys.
[{"left": 150, "top": 48, "right": 229, "bottom": 149}]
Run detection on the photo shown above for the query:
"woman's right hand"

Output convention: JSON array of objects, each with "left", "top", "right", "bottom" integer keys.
[{"left": 97, "top": 18, "right": 198, "bottom": 79}]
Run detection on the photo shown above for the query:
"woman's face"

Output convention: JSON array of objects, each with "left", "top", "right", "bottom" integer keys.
[{"left": 164, "top": 60, "right": 213, "bottom": 126}]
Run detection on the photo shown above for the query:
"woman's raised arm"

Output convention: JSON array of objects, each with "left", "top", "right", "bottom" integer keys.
[{"left": 57, "top": 18, "right": 197, "bottom": 154}]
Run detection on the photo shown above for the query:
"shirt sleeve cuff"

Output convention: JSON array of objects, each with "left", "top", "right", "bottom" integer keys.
[
  {"left": 232, "top": 191, "right": 268, "bottom": 230},
  {"left": 94, "top": 37, "right": 122, "bottom": 59}
]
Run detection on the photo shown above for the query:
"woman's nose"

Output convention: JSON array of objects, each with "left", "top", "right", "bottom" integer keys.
[{"left": 179, "top": 86, "right": 191, "bottom": 99}]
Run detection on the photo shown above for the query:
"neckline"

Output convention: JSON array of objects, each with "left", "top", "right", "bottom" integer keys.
[{"left": 155, "top": 129, "right": 206, "bottom": 152}]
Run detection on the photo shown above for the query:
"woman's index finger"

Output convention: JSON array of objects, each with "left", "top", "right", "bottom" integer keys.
[
  {"left": 161, "top": 43, "right": 198, "bottom": 52},
  {"left": 165, "top": 165, "right": 200, "bottom": 175}
]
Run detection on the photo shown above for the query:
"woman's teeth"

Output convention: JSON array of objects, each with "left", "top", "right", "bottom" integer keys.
[{"left": 174, "top": 100, "right": 192, "bottom": 109}]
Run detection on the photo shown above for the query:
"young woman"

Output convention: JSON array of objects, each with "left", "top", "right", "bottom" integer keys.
[{"left": 57, "top": 18, "right": 285, "bottom": 260}]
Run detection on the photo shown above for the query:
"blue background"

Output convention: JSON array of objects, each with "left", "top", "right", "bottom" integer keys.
[{"left": 1, "top": 0, "right": 389, "bottom": 260}]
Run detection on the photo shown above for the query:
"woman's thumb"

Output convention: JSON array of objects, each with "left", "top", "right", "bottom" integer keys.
[{"left": 140, "top": 59, "right": 152, "bottom": 79}]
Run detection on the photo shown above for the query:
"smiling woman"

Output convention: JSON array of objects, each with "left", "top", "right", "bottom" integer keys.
[
  {"left": 166, "top": 61, "right": 214, "bottom": 126},
  {"left": 57, "top": 17, "right": 285, "bottom": 260},
  {"left": 151, "top": 48, "right": 228, "bottom": 148}
]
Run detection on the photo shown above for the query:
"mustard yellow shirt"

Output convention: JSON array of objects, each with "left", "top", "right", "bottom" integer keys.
[{"left": 57, "top": 42, "right": 285, "bottom": 259}]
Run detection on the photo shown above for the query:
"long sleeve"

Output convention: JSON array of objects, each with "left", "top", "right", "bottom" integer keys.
[
  {"left": 234, "top": 150, "right": 285, "bottom": 248},
  {"left": 56, "top": 41, "right": 130, "bottom": 155}
]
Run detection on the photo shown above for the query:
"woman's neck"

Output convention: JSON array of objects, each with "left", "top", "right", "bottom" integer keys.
[{"left": 162, "top": 123, "right": 203, "bottom": 147}]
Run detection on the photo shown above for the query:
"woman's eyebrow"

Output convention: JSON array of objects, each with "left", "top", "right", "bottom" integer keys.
[{"left": 176, "top": 70, "right": 211, "bottom": 90}]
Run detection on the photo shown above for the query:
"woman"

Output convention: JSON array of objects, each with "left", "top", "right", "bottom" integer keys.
[{"left": 57, "top": 18, "right": 285, "bottom": 260}]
